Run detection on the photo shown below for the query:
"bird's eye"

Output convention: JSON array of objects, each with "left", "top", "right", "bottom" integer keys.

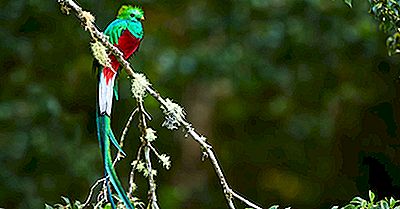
[{"left": 130, "top": 14, "right": 135, "bottom": 17}]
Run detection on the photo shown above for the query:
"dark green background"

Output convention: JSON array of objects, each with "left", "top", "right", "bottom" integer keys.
[{"left": 1, "top": 0, "right": 400, "bottom": 208}]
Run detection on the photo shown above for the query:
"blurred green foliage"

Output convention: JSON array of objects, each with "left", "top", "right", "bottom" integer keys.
[
  {"left": 368, "top": 0, "right": 400, "bottom": 55},
  {"left": 45, "top": 197, "right": 83, "bottom": 209},
  {"left": 1, "top": 0, "right": 400, "bottom": 208},
  {"left": 331, "top": 190, "right": 400, "bottom": 209}
]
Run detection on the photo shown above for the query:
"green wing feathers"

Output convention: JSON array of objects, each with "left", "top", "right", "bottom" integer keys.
[
  {"left": 104, "top": 19, "right": 143, "bottom": 45},
  {"left": 104, "top": 20, "right": 128, "bottom": 45}
]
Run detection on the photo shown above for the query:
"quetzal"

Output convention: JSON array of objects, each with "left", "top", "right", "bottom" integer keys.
[{"left": 94, "top": 5, "right": 144, "bottom": 209}]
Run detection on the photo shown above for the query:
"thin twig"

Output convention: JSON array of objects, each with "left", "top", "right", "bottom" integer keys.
[
  {"left": 94, "top": 178, "right": 108, "bottom": 209},
  {"left": 144, "top": 145, "right": 159, "bottom": 209},
  {"left": 231, "top": 190, "right": 263, "bottom": 209},
  {"left": 137, "top": 99, "right": 160, "bottom": 209},
  {"left": 185, "top": 127, "right": 236, "bottom": 209},
  {"left": 113, "top": 108, "right": 138, "bottom": 166},
  {"left": 147, "top": 143, "right": 171, "bottom": 170},
  {"left": 147, "top": 144, "right": 162, "bottom": 161},
  {"left": 128, "top": 142, "right": 145, "bottom": 198},
  {"left": 82, "top": 177, "right": 106, "bottom": 208}
]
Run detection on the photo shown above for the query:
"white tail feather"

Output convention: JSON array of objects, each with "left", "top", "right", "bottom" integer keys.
[{"left": 99, "top": 73, "right": 116, "bottom": 116}]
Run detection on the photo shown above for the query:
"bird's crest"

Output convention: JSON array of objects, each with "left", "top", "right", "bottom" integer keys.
[{"left": 117, "top": 5, "right": 144, "bottom": 19}]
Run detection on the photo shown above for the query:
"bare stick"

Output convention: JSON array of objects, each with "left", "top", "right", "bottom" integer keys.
[
  {"left": 231, "top": 190, "right": 263, "bottom": 209},
  {"left": 144, "top": 145, "right": 159, "bottom": 209},
  {"left": 147, "top": 144, "right": 160, "bottom": 158},
  {"left": 82, "top": 177, "right": 106, "bottom": 208},
  {"left": 185, "top": 128, "right": 236, "bottom": 209},
  {"left": 137, "top": 99, "right": 160, "bottom": 209},
  {"left": 57, "top": 1, "right": 263, "bottom": 208},
  {"left": 98, "top": 178, "right": 109, "bottom": 207},
  {"left": 147, "top": 144, "right": 163, "bottom": 163},
  {"left": 113, "top": 108, "right": 138, "bottom": 166},
  {"left": 128, "top": 142, "right": 144, "bottom": 198}
]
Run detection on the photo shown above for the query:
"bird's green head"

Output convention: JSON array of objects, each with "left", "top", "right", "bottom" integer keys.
[{"left": 117, "top": 5, "right": 145, "bottom": 21}]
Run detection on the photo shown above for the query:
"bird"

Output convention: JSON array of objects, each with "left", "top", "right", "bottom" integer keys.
[{"left": 94, "top": 5, "right": 144, "bottom": 209}]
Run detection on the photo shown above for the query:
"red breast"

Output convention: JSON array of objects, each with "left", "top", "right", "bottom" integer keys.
[{"left": 103, "top": 30, "right": 142, "bottom": 84}]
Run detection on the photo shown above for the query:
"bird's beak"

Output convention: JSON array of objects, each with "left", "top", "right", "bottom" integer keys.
[{"left": 140, "top": 16, "right": 145, "bottom": 21}]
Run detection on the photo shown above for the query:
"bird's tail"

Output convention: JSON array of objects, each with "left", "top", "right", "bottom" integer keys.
[{"left": 96, "top": 113, "right": 135, "bottom": 209}]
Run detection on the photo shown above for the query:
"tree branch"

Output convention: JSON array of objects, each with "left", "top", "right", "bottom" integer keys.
[
  {"left": 137, "top": 99, "right": 160, "bottom": 209},
  {"left": 128, "top": 142, "right": 144, "bottom": 199}
]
